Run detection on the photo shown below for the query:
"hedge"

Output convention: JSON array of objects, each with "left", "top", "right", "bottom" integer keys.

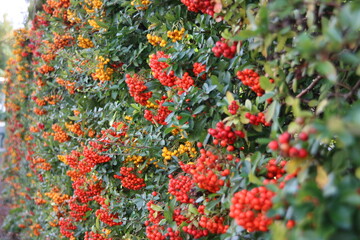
[{"left": 1, "top": 0, "right": 360, "bottom": 239}]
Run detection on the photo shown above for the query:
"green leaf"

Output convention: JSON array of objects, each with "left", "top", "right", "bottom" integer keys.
[
  {"left": 248, "top": 173, "right": 263, "bottom": 185},
  {"left": 315, "top": 61, "right": 337, "bottom": 82},
  {"left": 226, "top": 91, "right": 234, "bottom": 104},
  {"left": 151, "top": 204, "right": 164, "bottom": 212},
  {"left": 260, "top": 76, "right": 274, "bottom": 91},
  {"left": 270, "top": 221, "right": 287, "bottom": 240},
  {"left": 193, "top": 105, "right": 206, "bottom": 115}
]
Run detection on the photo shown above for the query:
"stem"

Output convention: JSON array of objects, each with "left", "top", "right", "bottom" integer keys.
[
  {"left": 344, "top": 80, "right": 360, "bottom": 101},
  {"left": 296, "top": 76, "right": 322, "bottom": 99}
]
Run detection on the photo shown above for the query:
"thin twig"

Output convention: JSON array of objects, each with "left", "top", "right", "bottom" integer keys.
[
  {"left": 296, "top": 76, "right": 322, "bottom": 98},
  {"left": 344, "top": 80, "right": 360, "bottom": 100}
]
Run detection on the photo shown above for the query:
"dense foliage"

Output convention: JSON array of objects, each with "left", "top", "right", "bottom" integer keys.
[{"left": 1, "top": 0, "right": 360, "bottom": 239}]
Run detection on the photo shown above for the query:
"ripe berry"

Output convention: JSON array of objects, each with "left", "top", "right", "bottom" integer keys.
[
  {"left": 279, "top": 132, "right": 291, "bottom": 144},
  {"left": 268, "top": 140, "right": 279, "bottom": 150},
  {"left": 298, "top": 132, "right": 308, "bottom": 141},
  {"left": 286, "top": 220, "right": 296, "bottom": 229}
]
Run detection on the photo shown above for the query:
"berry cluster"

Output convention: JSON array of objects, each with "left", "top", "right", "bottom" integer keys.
[
  {"left": 69, "top": 198, "right": 92, "bottom": 221},
  {"left": 208, "top": 121, "right": 245, "bottom": 151},
  {"left": 77, "top": 35, "right": 94, "bottom": 48},
  {"left": 268, "top": 132, "right": 308, "bottom": 158},
  {"left": 95, "top": 209, "right": 123, "bottom": 226},
  {"left": 199, "top": 215, "right": 229, "bottom": 234},
  {"left": 229, "top": 186, "right": 275, "bottom": 232},
  {"left": 45, "top": 187, "right": 70, "bottom": 205},
  {"left": 84, "top": 231, "right": 112, "bottom": 240},
  {"left": 56, "top": 77, "right": 76, "bottom": 94},
  {"left": 212, "top": 38, "right": 238, "bottom": 59},
  {"left": 131, "top": 0, "right": 151, "bottom": 10},
  {"left": 263, "top": 159, "right": 287, "bottom": 185},
  {"left": 183, "top": 149, "right": 224, "bottom": 193},
  {"left": 236, "top": 69, "right": 265, "bottom": 96},
  {"left": 65, "top": 122, "right": 84, "bottom": 136},
  {"left": 33, "top": 107, "right": 47, "bottom": 115},
  {"left": 59, "top": 218, "right": 77, "bottom": 238},
  {"left": 37, "top": 64, "right": 55, "bottom": 74},
  {"left": 146, "top": 225, "right": 165, "bottom": 240},
  {"left": 53, "top": 33, "right": 74, "bottom": 49},
  {"left": 51, "top": 124, "right": 70, "bottom": 142},
  {"left": 180, "top": 0, "right": 215, "bottom": 16},
  {"left": 245, "top": 112, "right": 272, "bottom": 126},
  {"left": 147, "top": 34, "right": 167, "bottom": 47},
  {"left": 193, "top": 62, "right": 207, "bottom": 80},
  {"left": 114, "top": 167, "right": 146, "bottom": 190},
  {"left": 228, "top": 100, "right": 239, "bottom": 115},
  {"left": 149, "top": 51, "right": 177, "bottom": 87},
  {"left": 92, "top": 56, "right": 114, "bottom": 82},
  {"left": 146, "top": 200, "right": 164, "bottom": 224},
  {"left": 165, "top": 228, "right": 182, "bottom": 240},
  {"left": 144, "top": 98, "right": 172, "bottom": 125},
  {"left": 88, "top": 19, "right": 104, "bottom": 30},
  {"left": 83, "top": 0, "right": 103, "bottom": 13},
  {"left": 72, "top": 177, "right": 103, "bottom": 203},
  {"left": 168, "top": 175, "right": 194, "bottom": 203},
  {"left": 167, "top": 28, "right": 185, "bottom": 42},
  {"left": 173, "top": 208, "right": 190, "bottom": 225},
  {"left": 162, "top": 141, "right": 197, "bottom": 162},
  {"left": 125, "top": 73, "right": 153, "bottom": 106},
  {"left": 175, "top": 72, "right": 195, "bottom": 93},
  {"left": 182, "top": 224, "right": 209, "bottom": 238}
]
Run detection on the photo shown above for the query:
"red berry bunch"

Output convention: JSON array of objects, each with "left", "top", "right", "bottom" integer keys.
[
  {"left": 212, "top": 38, "right": 238, "bottom": 59},
  {"left": 144, "top": 99, "right": 172, "bottom": 125},
  {"left": 175, "top": 72, "right": 195, "bottom": 93},
  {"left": 173, "top": 208, "right": 190, "bottom": 225},
  {"left": 95, "top": 208, "right": 123, "bottom": 226},
  {"left": 146, "top": 225, "right": 165, "bottom": 240},
  {"left": 84, "top": 231, "right": 112, "bottom": 240},
  {"left": 114, "top": 167, "right": 146, "bottom": 190},
  {"left": 182, "top": 224, "right": 209, "bottom": 238},
  {"left": 193, "top": 62, "right": 207, "bottom": 80},
  {"left": 268, "top": 132, "right": 308, "bottom": 158},
  {"left": 184, "top": 150, "right": 224, "bottom": 193},
  {"left": 245, "top": 112, "right": 272, "bottom": 126},
  {"left": 82, "top": 146, "right": 111, "bottom": 169},
  {"left": 199, "top": 215, "right": 229, "bottom": 234},
  {"left": 229, "top": 186, "right": 275, "bottom": 232},
  {"left": 228, "top": 100, "right": 239, "bottom": 115},
  {"left": 149, "top": 51, "right": 178, "bottom": 87},
  {"left": 146, "top": 200, "right": 164, "bottom": 224},
  {"left": 208, "top": 121, "right": 245, "bottom": 151},
  {"left": 236, "top": 69, "right": 264, "bottom": 96},
  {"left": 125, "top": 73, "right": 153, "bottom": 106},
  {"left": 168, "top": 175, "right": 195, "bottom": 203},
  {"left": 72, "top": 177, "right": 103, "bottom": 203},
  {"left": 262, "top": 159, "right": 287, "bottom": 185},
  {"left": 165, "top": 228, "right": 182, "bottom": 240},
  {"left": 180, "top": 0, "right": 215, "bottom": 16},
  {"left": 69, "top": 197, "right": 92, "bottom": 221},
  {"left": 97, "top": 122, "right": 128, "bottom": 145},
  {"left": 59, "top": 217, "right": 77, "bottom": 238}
]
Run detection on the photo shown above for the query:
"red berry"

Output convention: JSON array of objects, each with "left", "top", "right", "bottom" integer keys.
[
  {"left": 268, "top": 140, "right": 279, "bottom": 150},
  {"left": 286, "top": 220, "right": 296, "bottom": 229},
  {"left": 279, "top": 132, "right": 291, "bottom": 144},
  {"left": 298, "top": 132, "right": 308, "bottom": 141}
]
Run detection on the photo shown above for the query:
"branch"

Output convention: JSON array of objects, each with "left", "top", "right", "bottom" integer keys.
[
  {"left": 296, "top": 76, "right": 322, "bottom": 99},
  {"left": 344, "top": 80, "right": 360, "bottom": 101}
]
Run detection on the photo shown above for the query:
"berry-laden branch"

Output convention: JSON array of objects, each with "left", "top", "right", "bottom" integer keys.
[{"left": 296, "top": 75, "right": 322, "bottom": 99}]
